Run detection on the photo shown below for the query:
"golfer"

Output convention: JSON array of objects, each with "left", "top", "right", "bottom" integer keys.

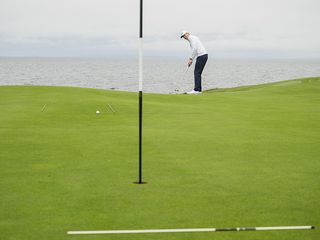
[{"left": 181, "top": 31, "right": 208, "bottom": 94}]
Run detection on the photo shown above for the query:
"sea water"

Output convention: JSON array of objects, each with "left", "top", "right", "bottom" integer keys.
[{"left": 0, "top": 57, "right": 319, "bottom": 93}]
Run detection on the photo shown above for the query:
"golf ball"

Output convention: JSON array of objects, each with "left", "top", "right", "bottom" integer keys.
[{"left": 96, "top": 110, "right": 100, "bottom": 114}]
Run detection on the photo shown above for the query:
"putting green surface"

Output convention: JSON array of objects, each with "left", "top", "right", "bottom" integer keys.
[{"left": 0, "top": 78, "right": 319, "bottom": 240}]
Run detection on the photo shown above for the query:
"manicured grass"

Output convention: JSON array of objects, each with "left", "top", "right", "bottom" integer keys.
[{"left": 0, "top": 78, "right": 319, "bottom": 240}]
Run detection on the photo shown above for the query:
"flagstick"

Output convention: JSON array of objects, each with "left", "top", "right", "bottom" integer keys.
[
  {"left": 135, "top": 0, "right": 146, "bottom": 184},
  {"left": 67, "top": 226, "right": 315, "bottom": 235}
]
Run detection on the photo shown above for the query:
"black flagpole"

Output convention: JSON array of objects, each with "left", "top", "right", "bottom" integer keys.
[{"left": 137, "top": 0, "right": 145, "bottom": 184}]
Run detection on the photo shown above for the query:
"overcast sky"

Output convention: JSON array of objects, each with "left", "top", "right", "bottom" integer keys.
[{"left": 0, "top": 0, "right": 319, "bottom": 59}]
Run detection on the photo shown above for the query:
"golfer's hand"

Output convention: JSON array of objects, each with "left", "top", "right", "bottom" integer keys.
[{"left": 188, "top": 59, "right": 193, "bottom": 67}]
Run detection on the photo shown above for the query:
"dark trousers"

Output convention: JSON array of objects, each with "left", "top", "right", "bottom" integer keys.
[{"left": 194, "top": 54, "right": 208, "bottom": 92}]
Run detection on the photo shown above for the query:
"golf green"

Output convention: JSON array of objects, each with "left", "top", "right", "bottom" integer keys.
[{"left": 0, "top": 77, "right": 319, "bottom": 240}]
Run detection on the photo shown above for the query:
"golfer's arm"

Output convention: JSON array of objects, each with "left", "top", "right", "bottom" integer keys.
[
  {"left": 190, "top": 48, "right": 197, "bottom": 60},
  {"left": 190, "top": 40, "right": 198, "bottom": 60}
]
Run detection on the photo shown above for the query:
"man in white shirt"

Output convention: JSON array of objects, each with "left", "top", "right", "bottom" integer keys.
[{"left": 181, "top": 31, "right": 208, "bottom": 94}]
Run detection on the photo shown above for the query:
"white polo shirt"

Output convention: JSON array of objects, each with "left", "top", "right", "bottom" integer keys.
[{"left": 188, "top": 35, "right": 207, "bottom": 60}]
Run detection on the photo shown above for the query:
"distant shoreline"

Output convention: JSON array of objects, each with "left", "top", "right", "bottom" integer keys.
[{"left": 1, "top": 77, "right": 319, "bottom": 95}]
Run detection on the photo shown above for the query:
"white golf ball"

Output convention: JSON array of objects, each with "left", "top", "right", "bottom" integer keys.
[{"left": 96, "top": 110, "right": 100, "bottom": 114}]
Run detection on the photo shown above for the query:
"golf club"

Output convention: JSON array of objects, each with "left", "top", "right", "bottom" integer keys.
[{"left": 174, "top": 66, "right": 189, "bottom": 93}]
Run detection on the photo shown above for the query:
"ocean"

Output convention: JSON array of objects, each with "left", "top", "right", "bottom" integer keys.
[{"left": 0, "top": 57, "right": 319, "bottom": 94}]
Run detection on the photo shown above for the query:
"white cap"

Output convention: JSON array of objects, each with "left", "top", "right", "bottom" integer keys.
[{"left": 180, "top": 30, "right": 189, "bottom": 38}]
